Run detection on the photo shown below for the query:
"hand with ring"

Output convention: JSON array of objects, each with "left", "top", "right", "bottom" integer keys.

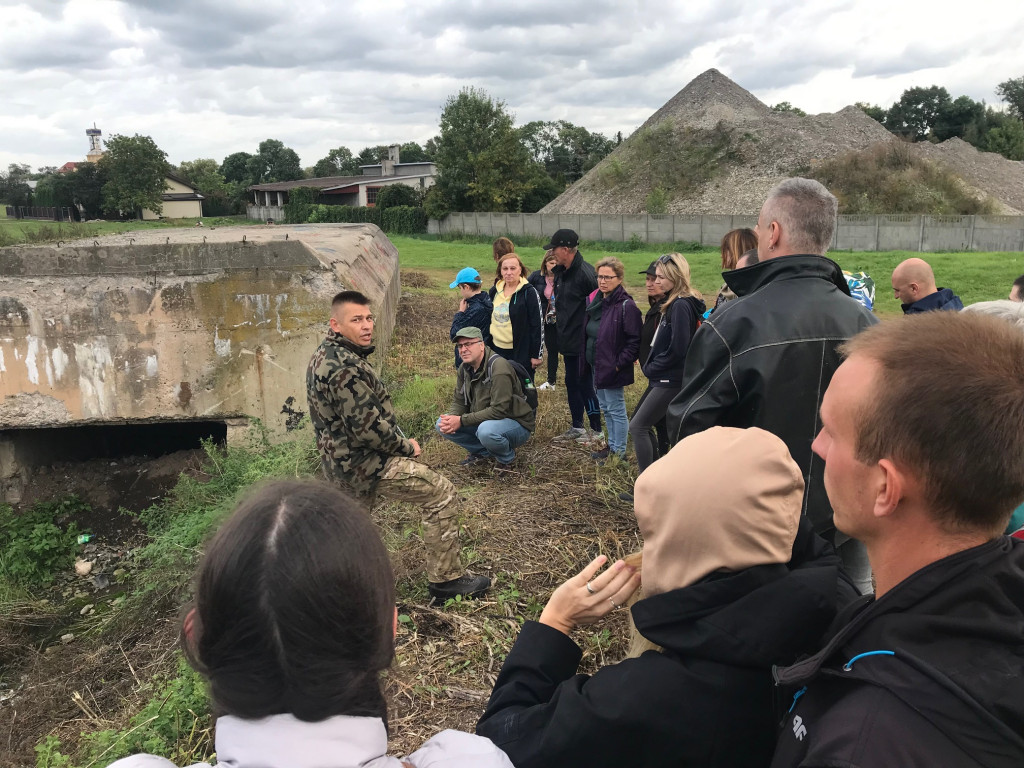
[{"left": 539, "top": 555, "right": 641, "bottom": 637}]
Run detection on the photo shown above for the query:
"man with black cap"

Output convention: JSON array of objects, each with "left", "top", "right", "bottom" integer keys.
[{"left": 545, "top": 228, "right": 601, "bottom": 443}]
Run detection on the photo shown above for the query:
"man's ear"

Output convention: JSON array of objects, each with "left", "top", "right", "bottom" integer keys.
[
  {"left": 873, "top": 459, "right": 903, "bottom": 520},
  {"left": 328, "top": 315, "right": 341, "bottom": 333}
]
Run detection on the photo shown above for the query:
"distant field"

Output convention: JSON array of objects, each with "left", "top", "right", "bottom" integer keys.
[
  {"left": 0, "top": 215, "right": 258, "bottom": 246},
  {"left": 390, "top": 235, "right": 1024, "bottom": 317}
]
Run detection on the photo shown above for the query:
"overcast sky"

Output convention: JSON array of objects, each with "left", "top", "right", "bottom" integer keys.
[{"left": 2, "top": 0, "right": 1023, "bottom": 171}]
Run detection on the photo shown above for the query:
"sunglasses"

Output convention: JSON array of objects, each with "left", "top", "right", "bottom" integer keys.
[{"left": 658, "top": 254, "right": 675, "bottom": 265}]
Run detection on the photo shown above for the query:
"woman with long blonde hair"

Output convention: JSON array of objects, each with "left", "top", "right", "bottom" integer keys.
[{"left": 627, "top": 253, "right": 706, "bottom": 476}]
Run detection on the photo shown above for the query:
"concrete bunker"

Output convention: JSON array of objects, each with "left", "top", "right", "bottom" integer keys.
[{"left": 0, "top": 224, "right": 401, "bottom": 505}]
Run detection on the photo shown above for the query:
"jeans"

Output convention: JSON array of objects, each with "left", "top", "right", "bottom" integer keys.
[
  {"left": 563, "top": 355, "right": 601, "bottom": 431},
  {"left": 629, "top": 385, "right": 676, "bottom": 472},
  {"left": 436, "top": 417, "right": 532, "bottom": 464},
  {"left": 544, "top": 323, "right": 559, "bottom": 385},
  {"left": 596, "top": 388, "right": 628, "bottom": 457}
]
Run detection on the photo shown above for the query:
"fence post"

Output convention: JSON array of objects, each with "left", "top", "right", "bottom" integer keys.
[
  {"left": 968, "top": 215, "right": 976, "bottom": 251},
  {"left": 874, "top": 216, "right": 880, "bottom": 252},
  {"left": 699, "top": 216, "right": 704, "bottom": 247},
  {"left": 918, "top": 215, "right": 925, "bottom": 252}
]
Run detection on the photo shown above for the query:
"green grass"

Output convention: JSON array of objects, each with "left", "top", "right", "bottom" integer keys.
[
  {"left": 0, "top": 215, "right": 259, "bottom": 247},
  {"left": 390, "top": 236, "right": 1024, "bottom": 317}
]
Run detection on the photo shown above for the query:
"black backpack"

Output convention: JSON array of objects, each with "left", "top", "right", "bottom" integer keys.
[{"left": 487, "top": 354, "right": 538, "bottom": 412}]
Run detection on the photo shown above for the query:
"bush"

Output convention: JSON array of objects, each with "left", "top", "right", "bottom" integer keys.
[
  {"left": 381, "top": 205, "right": 427, "bottom": 234},
  {"left": 283, "top": 187, "right": 319, "bottom": 224},
  {"left": 0, "top": 497, "right": 86, "bottom": 587},
  {"left": 809, "top": 142, "right": 999, "bottom": 215},
  {"left": 375, "top": 184, "right": 421, "bottom": 209}
]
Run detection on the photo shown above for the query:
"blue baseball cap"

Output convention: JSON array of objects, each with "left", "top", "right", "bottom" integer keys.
[{"left": 449, "top": 267, "right": 482, "bottom": 288}]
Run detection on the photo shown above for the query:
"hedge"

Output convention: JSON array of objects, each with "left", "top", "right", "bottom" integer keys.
[{"left": 304, "top": 203, "right": 426, "bottom": 234}]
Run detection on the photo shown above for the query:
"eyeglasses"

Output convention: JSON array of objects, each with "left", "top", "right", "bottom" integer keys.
[
  {"left": 596, "top": 274, "right": 618, "bottom": 281},
  {"left": 456, "top": 340, "right": 482, "bottom": 351}
]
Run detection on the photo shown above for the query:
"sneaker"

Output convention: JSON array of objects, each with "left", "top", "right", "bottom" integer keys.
[
  {"left": 458, "top": 453, "right": 489, "bottom": 466},
  {"left": 577, "top": 430, "right": 605, "bottom": 446},
  {"left": 591, "top": 448, "right": 610, "bottom": 460},
  {"left": 538, "top": 382, "right": 556, "bottom": 391},
  {"left": 494, "top": 459, "right": 518, "bottom": 474},
  {"left": 618, "top": 491, "right": 635, "bottom": 503},
  {"left": 429, "top": 574, "right": 491, "bottom": 601},
  {"left": 554, "top": 427, "right": 587, "bottom": 443}
]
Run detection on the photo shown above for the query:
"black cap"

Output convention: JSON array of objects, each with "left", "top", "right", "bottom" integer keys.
[
  {"left": 543, "top": 228, "right": 579, "bottom": 250},
  {"left": 640, "top": 260, "right": 658, "bottom": 277}
]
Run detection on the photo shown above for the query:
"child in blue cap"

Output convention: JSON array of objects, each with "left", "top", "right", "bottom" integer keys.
[{"left": 449, "top": 267, "right": 493, "bottom": 368}]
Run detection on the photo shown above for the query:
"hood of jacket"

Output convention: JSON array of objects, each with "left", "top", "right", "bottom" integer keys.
[
  {"left": 724, "top": 254, "right": 852, "bottom": 299},
  {"left": 902, "top": 287, "right": 964, "bottom": 314},
  {"left": 496, "top": 276, "right": 529, "bottom": 295},
  {"left": 776, "top": 536, "right": 1024, "bottom": 764},
  {"left": 632, "top": 516, "right": 844, "bottom": 668}
]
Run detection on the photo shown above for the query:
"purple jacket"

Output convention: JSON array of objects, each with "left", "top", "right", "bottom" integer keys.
[{"left": 582, "top": 285, "right": 642, "bottom": 389}]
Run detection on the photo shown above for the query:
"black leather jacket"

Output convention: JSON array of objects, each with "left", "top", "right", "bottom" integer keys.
[{"left": 667, "top": 255, "right": 877, "bottom": 537}]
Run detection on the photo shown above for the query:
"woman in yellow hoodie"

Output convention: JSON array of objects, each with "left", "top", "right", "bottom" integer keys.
[{"left": 487, "top": 253, "right": 545, "bottom": 379}]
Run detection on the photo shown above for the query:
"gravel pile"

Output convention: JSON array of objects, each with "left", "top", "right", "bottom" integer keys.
[{"left": 542, "top": 69, "right": 1024, "bottom": 215}]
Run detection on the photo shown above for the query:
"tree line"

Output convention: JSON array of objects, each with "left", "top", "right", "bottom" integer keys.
[
  {"left": 0, "top": 88, "right": 617, "bottom": 219},
  {"left": 3, "top": 76, "right": 1021, "bottom": 220}
]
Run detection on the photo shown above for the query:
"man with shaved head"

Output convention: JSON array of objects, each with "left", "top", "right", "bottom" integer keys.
[
  {"left": 891, "top": 257, "right": 963, "bottom": 313},
  {"left": 668, "top": 178, "right": 877, "bottom": 592}
]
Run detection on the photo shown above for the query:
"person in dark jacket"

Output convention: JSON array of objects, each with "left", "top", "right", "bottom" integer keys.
[
  {"left": 632, "top": 261, "right": 669, "bottom": 466},
  {"left": 486, "top": 254, "right": 544, "bottom": 377},
  {"left": 449, "top": 267, "right": 493, "bottom": 368},
  {"left": 667, "top": 178, "right": 877, "bottom": 594},
  {"left": 582, "top": 257, "right": 642, "bottom": 460},
  {"left": 546, "top": 229, "right": 601, "bottom": 443},
  {"left": 628, "top": 253, "right": 705, "bottom": 474},
  {"left": 891, "top": 257, "right": 964, "bottom": 313},
  {"left": 527, "top": 251, "right": 559, "bottom": 389},
  {"left": 477, "top": 427, "right": 853, "bottom": 768},
  {"left": 771, "top": 311, "right": 1024, "bottom": 768}
]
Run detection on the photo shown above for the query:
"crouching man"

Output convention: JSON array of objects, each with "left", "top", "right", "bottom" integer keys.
[
  {"left": 307, "top": 291, "right": 490, "bottom": 602},
  {"left": 437, "top": 327, "right": 535, "bottom": 472},
  {"left": 771, "top": 311, "right": 1024, "bottom": 768}
]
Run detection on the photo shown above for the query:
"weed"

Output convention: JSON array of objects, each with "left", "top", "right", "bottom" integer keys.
[
  {"left": 646, "top": 187, "right": 669, "bottom": 214},
  {"left": 36, "top": 656, "right": 212, "bottom": 768},
  {"left": 0, "top": 497, "right": 88, "bottom": 587}
]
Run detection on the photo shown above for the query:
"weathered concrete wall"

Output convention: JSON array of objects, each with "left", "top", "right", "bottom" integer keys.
[
  {"left": 436, "top": 212, "right": 1024, "bottom": 252},
  {"left": 0, "top": 223, "right": 400, "bottom": 440}
]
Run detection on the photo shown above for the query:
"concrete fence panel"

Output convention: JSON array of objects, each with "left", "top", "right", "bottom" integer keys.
[
  {"left": 648, "top": 214, "right": 675, "bottom": 242},
  {"left": 877, "top": 215, "right": 922, "bottom": 251},
  {"left": 430, "top": 213, "right": 1024, "bottom": 253},
  {"left": 922, "top": 215, "right": 971, "bottom": 252},
  {"left": 579, "top": 214, "right": 603, "bottom": 242},
  {"left": 701, "top": 215, "right": 735, "bottom": 247}
]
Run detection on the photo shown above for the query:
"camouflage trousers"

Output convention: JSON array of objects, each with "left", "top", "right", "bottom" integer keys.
[{"left": 377, "top": 456, "right": 463, "bottom": 583}]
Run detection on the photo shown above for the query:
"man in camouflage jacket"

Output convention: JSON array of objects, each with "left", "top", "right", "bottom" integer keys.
[{"left": 307, "top": 290, "right": 491, "bottom": 601}]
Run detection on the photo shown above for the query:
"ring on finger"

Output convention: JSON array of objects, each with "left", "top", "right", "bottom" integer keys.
[
  {"left": 585, "top": 581, "right": 596, "bottom": 595},
  {"left": 608, "top": 598, "right": 621, "bottom": 609}
]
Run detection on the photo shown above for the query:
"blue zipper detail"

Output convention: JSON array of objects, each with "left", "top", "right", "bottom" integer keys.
[{"left": 843, "top": 650, "right": 895, "bottom": 671}]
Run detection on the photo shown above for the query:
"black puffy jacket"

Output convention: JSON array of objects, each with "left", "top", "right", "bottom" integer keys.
[
  {"left": 772, "top": 536, "right": 1024, "bottom": 768},
  {"left": 477, "top": 521, "right": 855, "bottom": 768},
  {"left": 667, "top": 255, "right": 877, "bottom": 538}
]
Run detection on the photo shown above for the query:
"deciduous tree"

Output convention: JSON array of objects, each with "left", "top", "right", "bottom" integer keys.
[
  {"left": 771, "top": 101, "right": 807, "bottom": 116},
  {"left": 884, "top": 86, "right": 952, "bottom": 141},
  {"left": 99, "top": 134, "right": 169, "bottom": 217},
  {"left": 375, "top": 184, "right": 421, "bottom": 209},
  {"left": 432, "top": 87, "right": 540, "bottom": 212},
  {"left": 221, "top": 151, "right": 254, "bottom": 185},
  {"left": 0, "top": 163, "right": 33, "bottom": 207},
  {"left": 854, "top": 102, "right": 887, "bottom": 123},
  {"left": 996, "top": 75, "right": 1024, "bottom": 120},
  {"left": 311, "top": 147, "right": 358, "bottom": 178},
  {"left": 246, "top": 139, "right": 303, "bottom": 184}
]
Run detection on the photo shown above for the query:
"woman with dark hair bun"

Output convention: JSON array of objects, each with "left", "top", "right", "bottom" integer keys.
[{"left": 108, "top": 479, "right": 513, "bottom": 768}]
